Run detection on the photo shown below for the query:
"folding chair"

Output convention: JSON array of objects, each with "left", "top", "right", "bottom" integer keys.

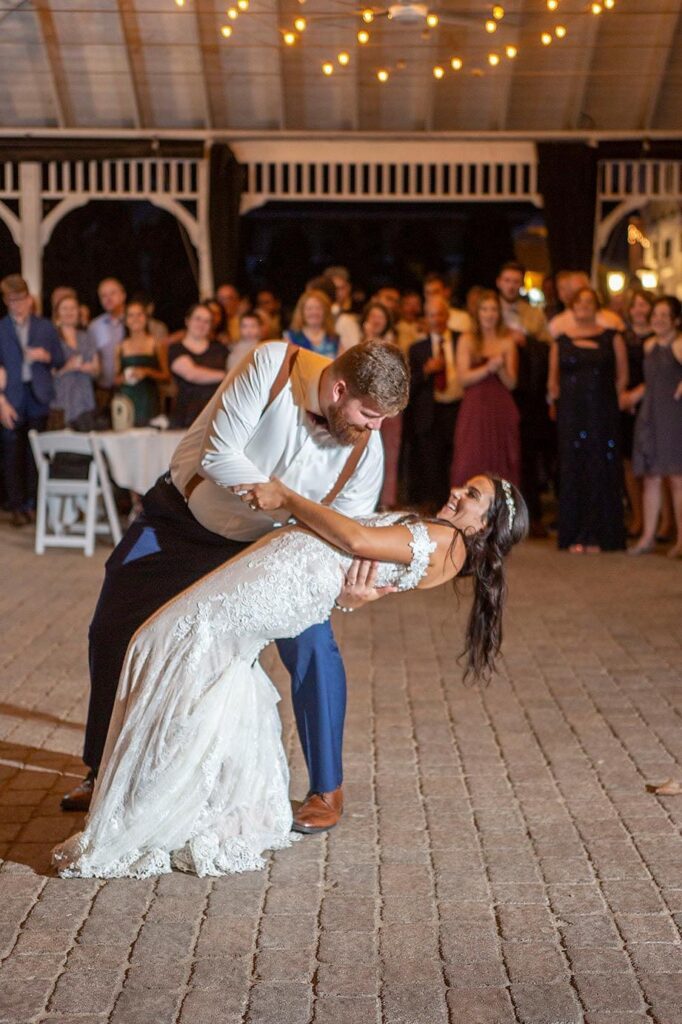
[{"left": 28, "top": 430, "right": 122, "bottom": 556}]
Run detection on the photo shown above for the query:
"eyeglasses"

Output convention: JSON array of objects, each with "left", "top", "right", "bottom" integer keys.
[{"left": 5, "top": 292, "right": 30, "bottom": 304}]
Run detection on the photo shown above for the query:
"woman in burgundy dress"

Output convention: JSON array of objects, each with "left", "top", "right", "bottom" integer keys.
[{"left": 451, "top": 290, "right": 521, "bottom": 489}]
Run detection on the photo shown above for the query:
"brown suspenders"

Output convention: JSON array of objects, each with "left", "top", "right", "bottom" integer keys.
[{"left": 184, "top": 343, "right": 370, "bottom": 506}]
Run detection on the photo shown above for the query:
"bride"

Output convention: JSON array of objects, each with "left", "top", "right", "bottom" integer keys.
[{"left": 53, "top": 473, "right": 528, "bottom": 879}]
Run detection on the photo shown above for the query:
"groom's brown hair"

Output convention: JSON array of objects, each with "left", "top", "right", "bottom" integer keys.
[{"left": 331, "top": 341, "right": 409, "bottom": 416}]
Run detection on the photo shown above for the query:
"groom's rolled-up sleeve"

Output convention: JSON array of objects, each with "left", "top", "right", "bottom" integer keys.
[{"left": 199, "top": 347, "right": 277, "bottom": 488}]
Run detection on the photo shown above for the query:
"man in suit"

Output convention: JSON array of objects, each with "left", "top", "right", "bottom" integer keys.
[
  {"left": 405, "top": 296, "right": 463, "bottom": 511},
  {"left": 0, "top": 275, "right": 64, "bottom": 526}
]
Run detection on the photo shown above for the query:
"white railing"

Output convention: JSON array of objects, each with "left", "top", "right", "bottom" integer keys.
[
  {"left": 242, "top": 158, "right": 538, "bottom": 209},
  {"left": 599, "top": 160, "right": 682, "bottom": 201},
  {"left": 40, "top": 158, "right": 200, "bottom": 199},
  {"left": 0, "top": 162, "right": 20, "bottom": 197}
]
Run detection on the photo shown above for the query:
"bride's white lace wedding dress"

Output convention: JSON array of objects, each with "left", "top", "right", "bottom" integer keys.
[{"left": 52, "top": 514, "right": 436, "bottom": 879}]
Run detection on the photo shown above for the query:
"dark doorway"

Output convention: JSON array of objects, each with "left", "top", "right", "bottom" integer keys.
[{"left": 42, "top": 200, "right": 198, "bottom": 329}]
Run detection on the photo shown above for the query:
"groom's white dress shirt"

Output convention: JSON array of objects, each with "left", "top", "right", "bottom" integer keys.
[{"left": 170, "top": 341, "right": 384, "bottom": 542}]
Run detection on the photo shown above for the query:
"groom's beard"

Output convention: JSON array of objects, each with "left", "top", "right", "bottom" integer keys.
[{"left": 326, "top": 405, "right": 369, "bottom": 447}]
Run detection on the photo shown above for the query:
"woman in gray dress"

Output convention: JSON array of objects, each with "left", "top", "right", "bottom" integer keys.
[
  {"left": 51, "top": 294, "right": 99, "bottom": 428},
  {"left": 630, "top": 296, "right": 682, "bottom": 558}
]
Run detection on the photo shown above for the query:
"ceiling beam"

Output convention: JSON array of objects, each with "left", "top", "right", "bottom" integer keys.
[
  {"left": 115, "top": 0, "right": 152, "bottom": 128},
  {"left": 562, "top": 13, "right": 601, "bottom": 130},
  {"left": 194, "top": 0, "right": 227, "bottom": 129},
  {"left": 641, "top": 1, "right": 682, "bottom": 130},
  {"left": 33, "top": 0, "right": 73, "bottom": 127}
]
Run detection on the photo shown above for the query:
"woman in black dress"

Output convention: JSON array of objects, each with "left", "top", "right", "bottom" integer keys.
[
  {"left": 548, "top": 287, "right": 628, "bottom": 552},
  {"left": 168, "top": 303, "right": 227, "bottom": 428},
  {"left": 618, "top": 290, "right": 655, "bottom": 536}
]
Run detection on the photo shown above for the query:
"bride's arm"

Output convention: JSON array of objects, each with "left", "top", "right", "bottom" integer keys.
[{"left": 234, "top": 479, "right": 416, "bottom": 564}]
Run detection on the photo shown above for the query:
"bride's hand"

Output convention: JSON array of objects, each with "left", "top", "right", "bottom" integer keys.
[
  {"left": 336, "top": 559, "right": 397, "bottom": 611},
  {"left": 231, "top": 477, "right": 291, "bottom": 512}
]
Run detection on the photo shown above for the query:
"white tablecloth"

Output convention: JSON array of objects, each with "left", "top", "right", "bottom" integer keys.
[{"left": 97, "top": 429, "right": 185, "bottom": 494}]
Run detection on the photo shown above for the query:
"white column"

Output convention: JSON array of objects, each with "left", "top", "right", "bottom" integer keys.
[
  {"left": 196, "top": 153, "right": 214, "bottom": 299},
  {"left": 19, "top": 163, "right": 44, "bottom": 312}
]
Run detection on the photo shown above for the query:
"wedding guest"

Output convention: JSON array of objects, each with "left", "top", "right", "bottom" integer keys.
[
  {"left": 168, "top": 303, "right": 227, "bottom": 428},
  {"left": 548, "top": 286, "right": 627, "bottom": 553},
  {"left": 466, "top": 285, "right": 485, "bottom": 321},
  {"left": 130, "top": 292, "right": 168, "bottom": 343},
  {"left": 549, "top": 271, "right": 624, "bottom": 338},
  {"left": 394, "top": 290, "right": 423, "bottom": 355},
  {"left": 51, "top": 294, "right": 99, "bottom": 429},
  {"left": 87, "top": 278, "right": 126, "bottom": 401},
  {"left": 206, "top": 299, "right": 229, "bottom": 346},
  {"left": 322, "top": 269, "right": 362, "bottom": 351},
  {"left": 373, "top": 286, "right": 401, "bottom": 319},
  {"left": 618, "top": 290, "right": 655, "bottom": 537},
  {"left": 49, "top": 285, "right": 77, "bottom": 317},
  {"left": 360, "top": 303, "right": 399, "bottom": 509},
  {"left": 451, "top": 290, "right": 520, "bottom": 489},
  {"left": 630, "top": 296, "right": 682, "bottom": 558},
  {"left": 215, "top": 282, "right": 243, "bottom": 344},
  {"left": 285, "top": 289, "right": 339, "bottom": 357},
  {"left": 404, "top": 295, "right": 463, "bottom": 511},
  {"left": 361, "top": 301, "right": 394, "bottom": 343},
  {"left": 496, "top": 261, "right": 553, "bottom": 537},
  {"left": 423, "top": 272, "right": 471, "bottom": 333},
  {"left": 0, "top": 274, "right": 64, "bottom": 526},
  {"left": 114, "top": 301, "right": 169, "bottom": 426},
  {"left": 227, "top": 310, "right": 268, "bottom": 370},
  {"left": 255, "top": 289, "right": 282, "bottom": 339}
]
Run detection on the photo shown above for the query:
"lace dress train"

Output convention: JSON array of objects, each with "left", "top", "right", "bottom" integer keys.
[{"left": 52, "top": 518, "right": 435, "bottom": 879}]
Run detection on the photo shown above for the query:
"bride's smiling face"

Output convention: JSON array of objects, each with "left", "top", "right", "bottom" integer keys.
[{"left": 437, "top": 476, "right": 495, "bottom": 533}]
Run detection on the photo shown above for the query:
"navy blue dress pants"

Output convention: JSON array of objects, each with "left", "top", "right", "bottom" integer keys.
[{"left": 85, "top": 476, "right": 346, "bottom": 794}]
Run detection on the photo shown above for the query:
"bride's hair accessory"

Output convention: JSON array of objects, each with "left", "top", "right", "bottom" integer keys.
[{"left": 501, "top": 479, "right": 516, "bottom": 530}]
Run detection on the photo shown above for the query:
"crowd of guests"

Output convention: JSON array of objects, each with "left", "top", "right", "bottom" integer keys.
[{"left": 0, "top": 263, "right": 681, "bottom": 557}]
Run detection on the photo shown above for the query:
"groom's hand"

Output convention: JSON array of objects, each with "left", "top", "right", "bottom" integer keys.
[{"left": 337, "top": 559, "right": 397, "bottom": 611}]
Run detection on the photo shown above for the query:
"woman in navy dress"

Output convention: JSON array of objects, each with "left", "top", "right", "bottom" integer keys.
[
  {"left": 618, "top": 289, "right": 655, "bottom": 537},
  {"left": 284, "top": 289, "right": 339, "bottom": 358},
  {"left": 548, "top": 287, "right": 628, "bottom": 552}
]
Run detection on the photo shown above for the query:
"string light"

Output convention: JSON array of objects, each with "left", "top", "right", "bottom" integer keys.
[
  {"left": 485, "top": 19, "right": 497, "bottom": 32},
  {"left": 488, "top": 52, "right": 500, "bottom": 65},
  {"left": 546, "top": 0, "right": 558, "bottom": 8},
  {"left": 220, "top": 24, "right": 232, "bottom": 37},
  {"left": 357, "top": 29, "right": 370, "bottom": 43},
  {"left": 604, "top": 0, "right": 615, "bottom": 7},
  {"left": 377, "top": 68, "right": 389, "bottom": 82},
  {"left": 283, "top": 31, "right": 296, "bottom": 44},
  {"left": 362, "top": 8, "right": 374, "bottom": 22},
  {"left": 505, "top": 44, "right": 517, "bottom": 58},
  {"left": 174, "top": 0, "right": 185, "bottom": 7},
  {"left": 451, "top": 56, "right": 463, "bottom": 70},
  {"left": 338, "top": 51, "right": 350, "bottom": 65},
  {"left": 541, "top": 31, "right": 552, "bottom": 44},
  {"left": 294, "top": 16, "right": 306, "bottom": 31},
  {"left": 433, "top": 65, "right": 445, "bottom": 79},
  {"left": 426, "top": 13, "right": 439, "bottom": 27},
  {"left": 227, "top": 7, "right": 238, "bottom": 20},
  {"left": 591, "top": 2, "right": 602, "bottom": 12},
  {"left": 492, "top": 5, "right": 505, "bottom": 18},
  {"left": 555, "top": 24, "right": 567, "bottom": 37},
  {"left": 322, "top": 61, "right": 334, "bottom": 75},
  {"left": 237, "top": 0, "right": 249, "bottom": 9}
]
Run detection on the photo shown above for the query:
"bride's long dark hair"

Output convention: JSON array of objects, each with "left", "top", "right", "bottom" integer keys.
[{"left": 457, "top": 477, "right": 529, "bottom": 682}]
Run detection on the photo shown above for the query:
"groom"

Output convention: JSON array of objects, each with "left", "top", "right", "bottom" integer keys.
[{"left": 62, "top": 339, "right": 409, "bottom": 833}]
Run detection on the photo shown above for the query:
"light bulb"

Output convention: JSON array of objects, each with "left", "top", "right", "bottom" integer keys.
[
  {"left": 591, "top": 2, "right": 602, "bottom": 12},
  {"left": 338, "top": 51, "right": 350, "bottom": 65},
  {"left": 174, "top": 0, "right": 185, "bottom": 7},
  {"left": 237, "top": 0, "right": 249, "bottom": 9},
  {"left": 546, "top": 0, "right": 558, "bottom": 8},
  {"left": 555, "top": 24, "right": 566, "bottom": 37},
  {"left": 426, "top": 13, "right": 439, "bottom": 27},
  {"left": 220, "top": 23, "right": 232, "bottom": 37},
  {"left": 505, "top": 44, "right": 517, "bottom": 58},
  {"left": 451, "top": 56, "right": 463, "bottom": 69},
  {"left": 433, "top": 65, "right": 445, "bottom": 79},
  {"left": 485, "top": 19, "right": 497, "bottom": 32},
  {"left": 488, "top": 52, "right": 500, "bottom": 65},
  {"left": 357, "top": 29, "right": 370, "bottom": 43},
  {"left": 283, "top": 30, "right": 296, "bottom": 44},
  {"left": 541, "top": 31, "right": 552, "bottom": 44},
  {"left": 604, "top": 0, "right": 615, "bottom": 7},
  {"left": 322, "top": 61, "right": 334, "bottom": 75},
  {"left": 294, "top": 16, "right": 306, "bottom": 30},
  {"left": 362, "top": 8, "right": 374, "bottom": 22},
  {"left": 493, "top": 5, "right": 505, "bottom": 18},
  {"left": 377, "top": 68, "right": 389, "bottom": 82},
  {"left": 227, "top": 7, "right": 238, "bottom": 19}
]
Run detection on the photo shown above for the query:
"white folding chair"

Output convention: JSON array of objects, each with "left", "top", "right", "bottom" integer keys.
[{"left": 28, "top": 430, "right": 122, "bottom": 556}]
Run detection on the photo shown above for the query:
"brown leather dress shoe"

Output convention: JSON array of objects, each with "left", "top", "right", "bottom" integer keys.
[
  {"left": 292, "top": 786, "right": 343, "bottom": 834},
  {"left": 60, "top": 772, "right": 95, "bottom": 812}
]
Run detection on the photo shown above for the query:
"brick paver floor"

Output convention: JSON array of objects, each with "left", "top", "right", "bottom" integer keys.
[{"left": 1, "top": 522, "right": 681, "bottom": 1024}]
